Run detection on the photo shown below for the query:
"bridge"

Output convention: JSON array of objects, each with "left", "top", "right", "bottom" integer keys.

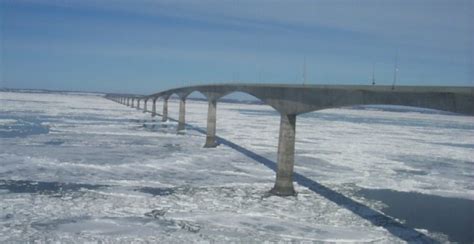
[{"left": 106, "top": 84, "right": 474, "bottom": 196}]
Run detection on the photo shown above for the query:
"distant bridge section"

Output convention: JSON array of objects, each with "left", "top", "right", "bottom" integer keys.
[{"left": 107, "top": 84, "right": 474, "bottom": 196}]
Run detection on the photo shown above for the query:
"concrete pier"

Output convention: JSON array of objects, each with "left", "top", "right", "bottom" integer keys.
[
  {"left": 204, "top": 99, "right": 218, "bottom": 148},
  {"left": 144, "top": 99, "right": 148, "bottom": 112},
  {"left": 178, "top": 98, "right": 186, "bottom": 131},
  {"left": 137, "top": 99, "right": 141, "bottom": 110},
  {"left": 151, "top": 98, "right": 157, "bottom": 117},
  {"left": 270, "top": 113, "right": 297, "bottom": 196},
  {"left": 131, "top": 98, "right": 135, "bottom": 108},
  {"left": 162, "top": 98, "right": 168, "bottom": 122}
]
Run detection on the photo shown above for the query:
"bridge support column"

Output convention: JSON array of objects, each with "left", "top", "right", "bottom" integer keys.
[
  {"left": 162, "top": 99, "right": 168, "bottom": 122},
  {"left": 144, "top": 100, "right": 148, "bottom": 112},
  {"left": 270, "top": 113, "right": 297, "bottom": 196},
  {"left": 177, "top": 98, "right": 186, "bottom": 131},
  {"left": 131, "top": 99, "right": 134, "bottom": 108},
  {"left": 204, "top": 99, "right": 218, "bottom": 148},
  {"left": 137, "top": 100, "right": 141, "bottom": 110},
  {"left": 151, "top": 99, "right": 157, "bottom": 117},
  {"left": 127, "top": 98, "right": 130, "bottom": 106}
]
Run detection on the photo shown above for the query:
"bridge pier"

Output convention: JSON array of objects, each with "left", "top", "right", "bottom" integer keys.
[
  {"left": 144, "top": 99, "right": 148, "bottom": 112},
  {"left": 270, "top": 113, "right": 297, "bottom": 196},
  {"left": 204, "top": 99, "right": 218, "bottom": 148},
  {"left": 137, "top": 99, "right": 141, "bottom": 110},
  {"left": 131, "top": 98, "right": 134, "bottom": 108},
  {"left": 162, "top": 99, "right": 168, "bottom": 122},
  {"left": 151, "top": 98, "right": 157, "bottom": 117},
  {"left": 178, "top": 98, "right": 186, "bottom": 131}
]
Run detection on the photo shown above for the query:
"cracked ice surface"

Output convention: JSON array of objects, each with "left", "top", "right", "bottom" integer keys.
[{"left": 0, "top": 91, "right": 473, "bottom": 242}]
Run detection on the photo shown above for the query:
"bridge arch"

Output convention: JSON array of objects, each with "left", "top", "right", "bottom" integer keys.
[
  {"left": 216, "top": 91, "right": 278, "bottom": 144},
  {"left": 202, "top": 91, "right": 276, "bottom": 148},
  {"left": 183, "top": 91, "right": 210, "bottom": 132},
  {"left": 143, "top": 97, "right": 151, "bottom": 113},
  {"left": 163, "top": 94, "right": 180, "bottom": 127}
]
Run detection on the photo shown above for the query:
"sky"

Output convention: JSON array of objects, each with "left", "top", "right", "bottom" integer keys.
[{"left": 0, "top": 0, "right": 473, "bottom": 94}]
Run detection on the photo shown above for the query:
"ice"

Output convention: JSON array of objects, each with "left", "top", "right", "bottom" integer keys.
[
  {"left": 0, "top": 119, "right": 17, "bottom": 126},
  {"left": 1, "top": 91, "right": 473, "bottom": 242}
]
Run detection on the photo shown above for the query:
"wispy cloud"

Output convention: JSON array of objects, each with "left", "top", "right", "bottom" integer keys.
[
  {"left": 1, "top": 0, "right": 472, "bottom": 92},
  {"left": 8, "top": 0, "right": 472, "bottom": 50}
]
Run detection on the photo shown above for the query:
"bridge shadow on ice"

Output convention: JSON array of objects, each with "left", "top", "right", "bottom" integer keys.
[{"left": 142, "top": 112, "right": 436, "bottom": 243}]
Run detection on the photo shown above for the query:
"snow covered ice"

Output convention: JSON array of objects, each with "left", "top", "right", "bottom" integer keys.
[{"left": 1, "top": 91, "right": 473, "bottom": 243}]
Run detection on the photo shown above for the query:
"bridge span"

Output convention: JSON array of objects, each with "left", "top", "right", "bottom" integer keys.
[{"left": 107, "top": 84, "right": 474, "bottom": 196}]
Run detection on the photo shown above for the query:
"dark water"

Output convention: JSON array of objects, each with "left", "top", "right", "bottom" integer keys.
[
  {"left": 0, "top": 117, "right": 49, "bottom": 138},
  {"left": 136, "top": 186, "right": 175, "bottom": 196},
  {"left": 0, "top": 111, "right": 137, "bottom": 139},
  {"left": 350, "top": 105, "right": 457, "bottom": 115},
  {"left": 0, "top": 179, "right": 177, "bottom": 199},
  {"left": 303, "top": 111, "right": 474, "bottom": 130},
  {"left": 357, "top": 189, "right": 474, "bottom": 243},
  {"left": 0, "top": 180, "right": 106, "bottom": 195},
  {"left": 237, "top": 106, "right": 474, "bottom": 130}
]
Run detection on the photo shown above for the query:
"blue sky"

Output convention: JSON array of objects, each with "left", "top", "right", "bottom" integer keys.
[{"left": 1, "top": 0, "right": 473, "bottom": 94}]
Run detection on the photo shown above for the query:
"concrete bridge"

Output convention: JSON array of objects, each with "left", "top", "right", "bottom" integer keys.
[{"left": 107, "top": 84, "right": 474, "bottom": 196}]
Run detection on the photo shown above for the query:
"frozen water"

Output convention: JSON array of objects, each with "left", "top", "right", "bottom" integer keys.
[{"left": 0, "top": 91, "right": 473, "bottom": 242}]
